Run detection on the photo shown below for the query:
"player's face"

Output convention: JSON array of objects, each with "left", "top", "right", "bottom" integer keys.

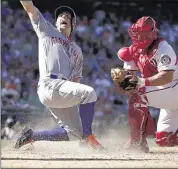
[
  {"left": 128, "top": 17, "right": 157, "bottom": 49},
  {"left": 56, "top": 11, "right": 72, "bottom": 32}
]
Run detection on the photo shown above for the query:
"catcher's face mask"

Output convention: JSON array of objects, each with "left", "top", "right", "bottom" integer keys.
[{"left": 128, "top": 16, "right": 158, "bottom": 49}]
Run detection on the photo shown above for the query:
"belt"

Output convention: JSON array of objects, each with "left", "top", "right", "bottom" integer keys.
[{"left": 48, "top": 74, "right": 67, "bottom": 80}]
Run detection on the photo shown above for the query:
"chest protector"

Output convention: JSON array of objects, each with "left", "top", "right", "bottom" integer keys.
[{"left": 130, "top": 37, "right": 164, "bottom": 78}]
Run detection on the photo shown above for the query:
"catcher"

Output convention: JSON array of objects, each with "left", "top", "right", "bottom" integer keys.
[{"left": 111, "top": 16, "right": 178, "bottom": 153}]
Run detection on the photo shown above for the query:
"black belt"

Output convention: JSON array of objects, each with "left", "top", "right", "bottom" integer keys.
[{"left": 49, "top": 74, "right": 67, "bottom": 80}]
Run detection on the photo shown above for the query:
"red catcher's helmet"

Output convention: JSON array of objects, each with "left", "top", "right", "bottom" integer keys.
[{"left": 128, "top": 16, "right": 158, "bottom": 48}]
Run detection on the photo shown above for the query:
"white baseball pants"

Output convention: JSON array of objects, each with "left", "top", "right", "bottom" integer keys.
[
  {"left": 37, "top": 78, "right": 97, "bottom": 108},
  {"left": 37, "top": 78, "right": 97, "bottom": 138},
  {"left": 143, "top": 79, "right": 178, "bottom": 132}
]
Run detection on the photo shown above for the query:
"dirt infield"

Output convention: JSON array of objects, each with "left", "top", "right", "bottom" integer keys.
[{"left": 1, "top": 139, "right": 178, "bottom": 168}]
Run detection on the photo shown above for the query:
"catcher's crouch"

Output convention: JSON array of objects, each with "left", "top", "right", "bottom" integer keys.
[{"left": 111, "top": 16, "right": 178, "bottom": 153}]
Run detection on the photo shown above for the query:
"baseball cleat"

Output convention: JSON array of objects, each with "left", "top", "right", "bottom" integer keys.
[
  {"left": 124, "top": 139, "right": 149, "bottom": 153},
  {"left": 80, "top": 134, "right": 105, "bottom": 151},
  {"left": 14, "top": 126, "right": 34, "bottom": 149}
]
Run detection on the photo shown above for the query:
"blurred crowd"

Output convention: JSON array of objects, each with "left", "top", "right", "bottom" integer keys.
[{"left": 2, "top": 1, "right": 177, "bottom": 139}]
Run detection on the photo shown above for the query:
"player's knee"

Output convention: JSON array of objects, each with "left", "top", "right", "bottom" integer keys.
[
  {"left": 38, "top": 94, "right": 45, "bottom": 105},
  {"left": 87, "top": 87, "right": 97, "bottom": 102},
  {"left": 156, "top": 131, "right": 178, "bottom": 147},
  {"left": 83, "top": 86, "right": 97, "bottom": 103},
  {"left": 38, "top": 92, "right": 52, "bottom": 107}
]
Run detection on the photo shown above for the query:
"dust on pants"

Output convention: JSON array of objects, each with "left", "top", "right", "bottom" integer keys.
[{"left": 49, "top": 106, "right": 83, "bottom": 139}]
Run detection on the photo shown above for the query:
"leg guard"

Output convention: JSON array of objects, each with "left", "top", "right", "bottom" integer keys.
[
  {"left": 128, "top": 92, "right": 155, "bottom": 140},
  {"left": 126, "top": 92, "right": 156, "bottom": 152},
  {"left": 156, "top": 130, "right": 178, "bottom": 147}
]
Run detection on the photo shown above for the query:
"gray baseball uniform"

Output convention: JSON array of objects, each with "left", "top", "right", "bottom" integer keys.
[{"left": 29, "top": 8, "right": 97, "bottom": 138}]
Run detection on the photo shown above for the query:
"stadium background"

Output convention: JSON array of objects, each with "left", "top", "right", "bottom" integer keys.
[{"left": 1, "top": 0, "right": 178, "bottom": 139}]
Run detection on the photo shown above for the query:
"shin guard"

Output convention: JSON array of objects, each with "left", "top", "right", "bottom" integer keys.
[{"left": 128, "top": 92, "right": 155, "bottom": 145}]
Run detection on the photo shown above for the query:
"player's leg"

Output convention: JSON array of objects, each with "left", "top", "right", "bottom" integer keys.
[
  {"left": 38, "top": 79, "right": 96, "bottom": 138},
  {"left": 14, "top": 126, "right": 69, "bottom": 149},
  {"left": 143, "top": 81, "right": 178, "bottom": 147},
  {"left": 37, "top": 79, "right": 97, "bottom": 108},
  {"left": 49, "top": 80, "right": 98, "bottom": 139},
  {"left": 15, "top": 105, "right": 103, "bottom": 150},
  {"left": 14, "top": 106, "right": 79, "bottom": 149},
  {"left": 49, "top": 106, "right": 83, "bottom": 139},
  {"left": 49, "top": 105, "right": 104, "bottom": 150},
  {"left": 155, "top": 109, "right": 178, "bottom": 147},
  {"left": 125, "top": 92, "right": 155, "bottom": 153},
  {"left": 144, "top": 80, "right": 178, "bottom": 109},
  {"left": 38, "top": 79, "right": 104, "bottom": 148}
]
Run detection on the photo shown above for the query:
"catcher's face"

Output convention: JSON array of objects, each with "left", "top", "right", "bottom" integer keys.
[
  {"left": 128, "top": 16, "right": 157, "bottom": 49},
  {"left": 56, "top": 11, "right": 72, "bottom": 32}
]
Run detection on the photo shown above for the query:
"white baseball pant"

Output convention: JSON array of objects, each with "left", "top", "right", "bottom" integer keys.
[
  {"left": 37, "top": 78, "right": 97, "bottom": 108},
  {"left": 49, "top": 106, "right": 83, "bottom": 138},
  {"left": 142, "top": 79, "right": 178, "bottom": 133},
  {"left": 37, "top": 78, "right": 97, "bottom": 138}
]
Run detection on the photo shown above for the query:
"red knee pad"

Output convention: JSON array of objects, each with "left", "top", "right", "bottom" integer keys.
[{"left": 156, "top": 131, "right": 178, "bottom": 147}]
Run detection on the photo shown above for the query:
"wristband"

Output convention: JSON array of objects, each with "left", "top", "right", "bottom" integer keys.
[
  {"left": 145, "top": 78, "right": 150, "bottom": 86},
  {"left": 137, "top": 77, "right": 150, "bottom": 87}
]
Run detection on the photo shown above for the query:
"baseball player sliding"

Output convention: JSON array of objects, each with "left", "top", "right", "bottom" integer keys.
[
  {"left": 14, "top": 0, "right": 104, "bottom": 151},
  {"left": 111, "top": 16, "right": 178, "bottom": 152}
]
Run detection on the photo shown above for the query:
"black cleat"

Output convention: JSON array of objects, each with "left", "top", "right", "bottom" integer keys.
[{"left": 14, "top": 126, "right": 34, "bottom": 149}]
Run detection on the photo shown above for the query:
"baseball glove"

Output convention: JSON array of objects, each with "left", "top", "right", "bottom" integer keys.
[{"left": 110, "top": 68, "right": 138, "bottom": 91}]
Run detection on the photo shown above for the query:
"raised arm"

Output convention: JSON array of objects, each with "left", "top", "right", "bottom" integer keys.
[
  {"left": 20, "top": 0, "right": 38, "bottom": 21},
  {"left": 20, "top": 0, "right": 55, "bottom": 38}
]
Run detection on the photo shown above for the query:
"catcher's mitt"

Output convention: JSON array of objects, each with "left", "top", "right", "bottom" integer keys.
[{"left": 110, "top": 68, "right": 138, "bottom": 91}]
